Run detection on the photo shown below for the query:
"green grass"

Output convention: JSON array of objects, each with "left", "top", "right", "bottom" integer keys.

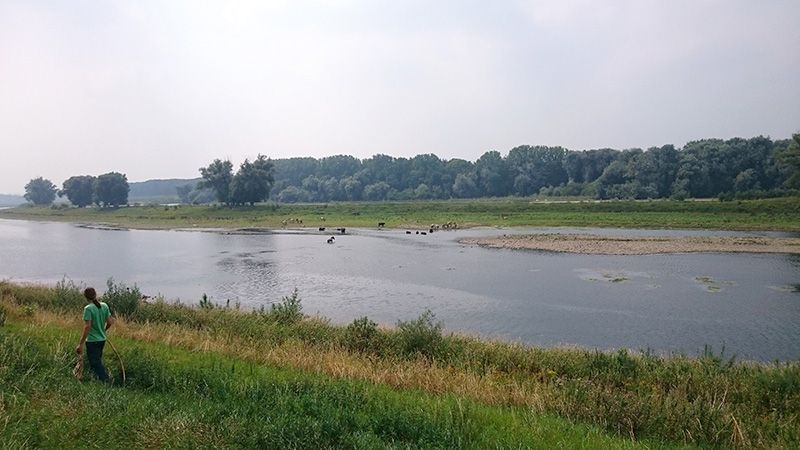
[
  {"left": 2, "top": 281, "right": 798, "bottom": 448},
  {"left": 3, "top": 196, "right": 800, "bottom": 230},
  {"left": 1, "top": 319, "right": 677, "bottom": 449}
]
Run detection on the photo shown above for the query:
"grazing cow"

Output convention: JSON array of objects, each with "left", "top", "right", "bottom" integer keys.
[
  {"left": 319, "top": 227, "right": 326, "bottom": 231},
  {"left": 415, "top": 231, "right": 419, "bottom": 234},
  {"left": 429, "top": 229, "right": 434, "bottom": 233},
  {"left": 337, "top": 227, "right": 346, "bottom": 234},
  {"left": 378, "top": 222, "right": 385, "bottom": 228},
  {"left": 421, "top": 231, "right": 427, "bottom": 235},
  {"left": 405, "top": 230, "right": 411, "bottom": 234},
  {"left": 326, "top": 237, "right": 334, "bottom": 244}
]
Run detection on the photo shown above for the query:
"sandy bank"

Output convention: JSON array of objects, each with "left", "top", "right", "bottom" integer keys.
[{"left": 461, "top": 234, "right": 800, "bottom": 255}]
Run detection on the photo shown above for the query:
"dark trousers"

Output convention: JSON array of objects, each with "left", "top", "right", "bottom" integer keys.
[{"left": 85, "top": 340, "right": 109, "bottom": 382}]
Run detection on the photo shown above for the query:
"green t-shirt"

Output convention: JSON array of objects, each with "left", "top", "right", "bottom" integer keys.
[{"left": 82, "top": 302, "right": 111, "bottom": 342}]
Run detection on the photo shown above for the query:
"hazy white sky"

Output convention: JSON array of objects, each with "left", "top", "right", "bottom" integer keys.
[{"left": 1, "top": 0, "right": 798, "bottom": 194}]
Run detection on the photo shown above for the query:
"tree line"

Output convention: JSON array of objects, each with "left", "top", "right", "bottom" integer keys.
[
  {"left": 24, "top": 133, "right": 800, "bottom": 206},
  {"left": 23, "top": 173, "right": 129, "bottom": 207},
  {"left": 192, "top": 133, "right": 798, "bottom": 203}
]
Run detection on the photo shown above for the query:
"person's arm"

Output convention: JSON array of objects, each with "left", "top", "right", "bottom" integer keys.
[
  {"left": 105, "top": 314, "right": 115, "bottom": 331},
  {"left": 75, "top": 320, "right": 91, "bottom": 354}
]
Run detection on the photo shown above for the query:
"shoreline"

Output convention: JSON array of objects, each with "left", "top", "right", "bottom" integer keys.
[{"left": 461, "top": 233, "right": 800, "bottom": 255}]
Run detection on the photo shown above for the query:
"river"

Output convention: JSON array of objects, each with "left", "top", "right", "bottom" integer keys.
[{"left": 1, "top": 218, "right": 798, "bottom": 361}]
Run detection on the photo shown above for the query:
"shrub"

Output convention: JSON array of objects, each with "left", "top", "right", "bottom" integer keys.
[
  {"left": 0, "top": 303, "right": 6, "bottom": 327},
  {"left": 54, "top": 277, "right": 84, "bottom": 310},
  {"left": 199, "top": 293, "right": 215, "bottom": 310},
  {"left": 104, "top": 278, "right": 141, "bottom": 317},
  {"left": 343, "top": 316, "right": 383, "bottom": 353},
  {"left": 395, "top": 310, "right": 444, "bottom": 359},
  {"left": 269, "top": 289, "right": 303, "bottom": 325}
]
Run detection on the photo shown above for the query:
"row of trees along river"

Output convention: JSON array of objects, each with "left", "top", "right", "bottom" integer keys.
[{"left": 21, "top": 134, "right": 800, "bottom": 206}]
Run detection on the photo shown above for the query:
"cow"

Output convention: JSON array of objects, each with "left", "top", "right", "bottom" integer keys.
[{"left": 378, "top": 222, "right": 386, "bottom": 228}]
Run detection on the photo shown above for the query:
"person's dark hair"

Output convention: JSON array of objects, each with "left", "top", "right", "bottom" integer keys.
[{"left": 84, "top": 287, "right": 101, "bottom": 309}]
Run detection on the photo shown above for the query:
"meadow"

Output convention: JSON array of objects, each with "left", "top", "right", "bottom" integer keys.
[
  {"left": 1, "top": 280, "right": 798, "bottom": 448},
  {"left": 3, "top": 196, "right": 800, "bottom": 231}
]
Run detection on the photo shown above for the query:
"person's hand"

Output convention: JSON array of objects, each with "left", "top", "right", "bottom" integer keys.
[{"left": 75, "top": 345, "right": 83, "bottom": 355}]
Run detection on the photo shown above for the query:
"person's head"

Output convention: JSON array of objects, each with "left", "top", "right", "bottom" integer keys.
[{"left": 84, "top": 287, "right": 101, "bottom": 308}]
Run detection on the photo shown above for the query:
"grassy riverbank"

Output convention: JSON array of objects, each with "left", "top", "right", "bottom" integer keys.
[
  {"left": 3, "top": 197, "right": 800, "bottom": 231},
  {"left": 1, "top": 281, "right": 798, "bottom": 448}
]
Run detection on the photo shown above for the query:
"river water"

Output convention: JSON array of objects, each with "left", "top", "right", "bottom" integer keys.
[{"left": 1, "top": 218, "right": 798, "bottom": 361}]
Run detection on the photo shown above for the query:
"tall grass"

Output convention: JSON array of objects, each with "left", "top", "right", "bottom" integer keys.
[
  {"left": 1, "top": 280, "right": 798, "bottom": 448},
  {"left": 0, "top": 323, "right": 667, "bottom": 449}
]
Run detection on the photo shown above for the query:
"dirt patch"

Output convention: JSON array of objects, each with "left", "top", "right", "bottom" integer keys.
[{"left": 461, "top": 234, "right": 800, "bottom": 255}]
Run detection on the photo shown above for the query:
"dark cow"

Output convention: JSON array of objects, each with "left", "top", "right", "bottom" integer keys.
[
  {"left": 319, "top": 227, "right": 326, "bottom": 231},
  {"left": 378, "top": 222, "right": 386, "bottom": 228}
]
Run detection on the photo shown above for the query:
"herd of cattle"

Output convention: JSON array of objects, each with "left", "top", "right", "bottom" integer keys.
[{"left": 279, "top": 218, "right": 459, "bottom": 243}]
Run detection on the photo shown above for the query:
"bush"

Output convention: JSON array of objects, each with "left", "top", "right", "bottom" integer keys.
[
  {"left": 268, "top": 289, "right": 303, "bottom": 325},
  {"left": 343, "top": 316, "right": 383, "bottom": 353},
  {"left": 395, "top": 310, "right": 444, "bottom": 359},
  {"left": 0, "top": 303, "right": 6, "bottom": 327},
  {"left": 199, "top": 293, "right": 215, "bottom": 310},
  {"left": 54, "top": 277, "right": 85, "bottom": 311},
  {"left": 104, "top": 278, "right": 141, "bottom": 317}
]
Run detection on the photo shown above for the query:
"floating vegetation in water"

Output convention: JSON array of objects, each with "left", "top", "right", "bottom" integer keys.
[
  {"left": 693, "top": 276, "right": 730, "bottom": 293},
  {"left": 768, "top": 284, "right": 800, "bottom": 293},
  {"left": 575, "top": 269, "right": 644, "bottom": 284}
]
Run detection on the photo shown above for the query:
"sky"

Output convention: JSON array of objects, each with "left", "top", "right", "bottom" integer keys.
[{"left": 1, "top": 0, "right": 799, "bottom": 194}]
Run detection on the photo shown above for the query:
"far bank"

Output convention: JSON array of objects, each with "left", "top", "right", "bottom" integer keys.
[{"left": 2, "top": 197, "right": 800, "bottom": 231}]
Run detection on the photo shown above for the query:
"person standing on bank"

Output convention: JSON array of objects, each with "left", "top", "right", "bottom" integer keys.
[{"left": 75, "top": 287, "right": 114, "bottom": 382}]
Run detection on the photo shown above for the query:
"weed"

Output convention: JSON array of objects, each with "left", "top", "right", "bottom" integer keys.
[
  {"left": 22, "top": 304, "right": 38, "bottom": 317},
  {"left": 395, "top": 309, "right": 444, "bottom": 359},
  {"left": 104, "top": 278, "right": 140, "bottom": 317},
  {"left": 343, "top": 316, "right": 383, "bottom": 354},
  {"left": 199, "top": 293, "right": 214, "bottom": 310},
  {"left": 268, "top": 288, "right": 304, "bottom": 325}
]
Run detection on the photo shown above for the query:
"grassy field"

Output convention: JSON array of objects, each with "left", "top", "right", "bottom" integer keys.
[
  {"left": 2, "top": 196, "right": 800, "bottom": 231},
  {"left": 1, "top": 281, "right": 798, "bottom": 448}
]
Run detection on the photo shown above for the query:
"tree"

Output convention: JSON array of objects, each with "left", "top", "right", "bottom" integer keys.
[
  {"left": 363, "top": 182, "right": 391, "bottom": 201},
  {"left": 506, "top": 145, "right": 568, "bottom": 196},
  {"left": 176, "top": 184, "right": 193, "bottom": 204},
  {"left": 452, "top": 173, "right": 478, "bottom": 198},
  {"left": 94, "top": 172, "right": 129, "bottom": 207},
  {"left": 60, "top": 175, "right": 95, "bottom": 207},
  {"left": 24, "top": 177, "right": 57, "bottom": 205},
  {"left": 474, "top": 151, "right": 511, "bottom": 197},
  {"left": 277, "top": 186, "right": 309, "bottom": 203},
  {"left": 198, "top": 159, "right": 234, "bottom": 204},
  {"left": 229, "top": 155, "right": 274, "bottom": 205},
  {"left": 779, "top": 133, "right": 800, "bottom": 188}
]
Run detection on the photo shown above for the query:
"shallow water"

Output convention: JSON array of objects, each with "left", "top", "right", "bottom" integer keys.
[{"left": 1, "top": 218, "right": 799, "bottom": 361}]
